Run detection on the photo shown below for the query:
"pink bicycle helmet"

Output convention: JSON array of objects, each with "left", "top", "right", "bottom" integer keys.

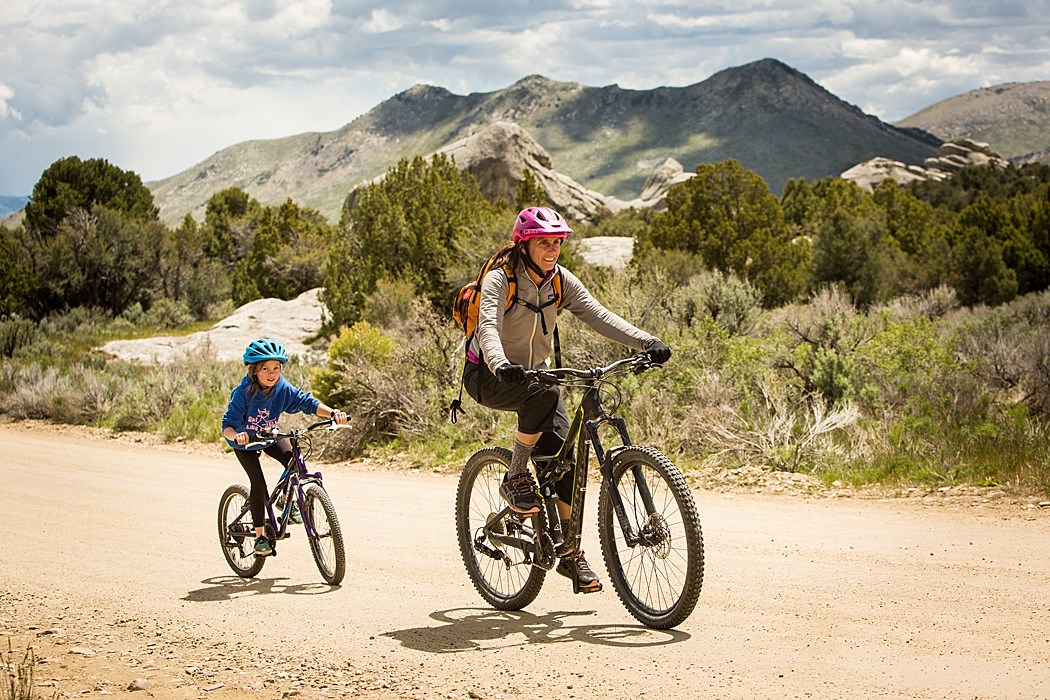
[{"left": 512, "top": 206, "right": 573, "bottom": 243}]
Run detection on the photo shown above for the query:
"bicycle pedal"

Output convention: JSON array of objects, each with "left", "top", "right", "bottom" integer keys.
[{"left": 576, "top": 582, "right": 603, "bottom": 595}]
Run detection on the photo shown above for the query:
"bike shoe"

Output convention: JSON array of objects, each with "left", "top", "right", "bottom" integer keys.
[
  {"left": 499, "top": 471, "right": 542, "bottom": 514},
  {"left": 254, "top": 536, "right": 273, "bottom": 556},
  {"left": 557, "top": 549, "right": 603, "bottom": 594},
  {"left": 288, "top": 502, "right": 303, "bottom": 525}
]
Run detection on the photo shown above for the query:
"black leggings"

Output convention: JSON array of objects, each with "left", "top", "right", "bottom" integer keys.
[
  {"left": 464, "top": 361, "right": 575, "bottom": 502},
  {"left": 234, "top": 438, "right": 293, "bottom": 528}
]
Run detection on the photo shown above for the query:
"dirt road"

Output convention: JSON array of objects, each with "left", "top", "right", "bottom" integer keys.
[{"left": 1, "top": 421, "right": 1048, "bottom": 700}]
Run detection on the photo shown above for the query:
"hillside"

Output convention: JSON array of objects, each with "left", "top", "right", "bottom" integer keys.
[
  {"left": 897, "top": 81, "right": 1050, "bottom": 162},
  {"left": 148, "top": 58, "right": 940, "bottom": 225}
]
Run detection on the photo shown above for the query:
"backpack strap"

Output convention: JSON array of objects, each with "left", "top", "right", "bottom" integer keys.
[
  {"left": 448, "top": 267, "right": 564, "bottom": 423},
  {"left": 449, "top": 384, "right": 465, "bottom": 423},
  {"left": 509, "top": 267, "right": 562, "bottom": 336}
]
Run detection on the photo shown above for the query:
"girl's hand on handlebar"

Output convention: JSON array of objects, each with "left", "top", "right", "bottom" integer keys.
[
  {"left": 233, "top": 431, "right": 250, "bottom": 446},
  {"left": 331, "top": 409, "right": 349, "bottom": 424}
]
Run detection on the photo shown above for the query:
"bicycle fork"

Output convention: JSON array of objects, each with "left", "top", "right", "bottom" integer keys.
[{"left": 590, "top": 417, "right": 664, "bottom": 549}]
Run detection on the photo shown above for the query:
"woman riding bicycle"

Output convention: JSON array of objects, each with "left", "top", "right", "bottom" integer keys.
[
  {"left": 221, "top": 337, "right": 348, "bottom": 557},
  {"left": 461, "top": 206, "right": 671, "bottom": 593}
]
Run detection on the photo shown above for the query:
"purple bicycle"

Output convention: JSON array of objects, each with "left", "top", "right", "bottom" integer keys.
[{"left": 218, "top": 418, "right": 349, "bottom": 585}]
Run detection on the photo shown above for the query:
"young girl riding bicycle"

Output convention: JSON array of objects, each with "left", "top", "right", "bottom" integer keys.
[
  {"left": 461, "top": 206, "right": 671, "bottom": 593},
  {"left": 222, "top": 337, "right": 347, "bottom": 556}
]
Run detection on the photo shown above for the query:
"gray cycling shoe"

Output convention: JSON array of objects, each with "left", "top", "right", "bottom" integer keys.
[
  {"left": 557, "top": 549, "right": 602, "bottom": 594},
  {"left": 499, "top": 472, "right": 541, "bottom": 514}
]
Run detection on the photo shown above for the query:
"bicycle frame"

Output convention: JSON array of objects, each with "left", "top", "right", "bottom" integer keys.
[
  {"left": 228, "top": 422, "right": 332, "bottom": 548},
  {"left": 484, "top": 355, "right": 661, "bottom": 564}
]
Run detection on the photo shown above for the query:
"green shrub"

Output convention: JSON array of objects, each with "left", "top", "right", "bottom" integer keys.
[
  {"left": 0, "top": 319, "right": 37, "bottom": 358},
  {"left": 1, "top": 642, "right": 55, "bottom": 700},
  {"left": 159, "top": 398, "right": 222, "bottom": 442},
  {"left": 362, "top": 278, "right": 419, "bottom": 330}
]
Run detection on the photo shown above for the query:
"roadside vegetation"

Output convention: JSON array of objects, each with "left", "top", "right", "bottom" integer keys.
[
  {"left": 1, "top": 642, "right": 54, "bottom": 700},
  {"left": 2, "top": 156, "right": 1048, "bottom": 497}
]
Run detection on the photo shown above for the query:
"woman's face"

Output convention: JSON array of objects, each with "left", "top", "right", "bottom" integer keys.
[
  {"left": 254, "top": 360, "right": 283, "bottom": 389},
  {"left": 525, "top": 235, "right": 563, "bottom": 275}
]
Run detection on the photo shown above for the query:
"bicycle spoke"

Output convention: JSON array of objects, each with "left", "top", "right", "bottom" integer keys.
[
  {"left": 305, "top": 484, "right": 345, "bottom": 585},
  {"left": 598, "top": 446, "right": 703, "bottom": 629},
  {"left": 457, "top": 447, "right": 547, "bottom": 610},
  {"left": 218, "top": 484, "right": 266, "bottom": 579}
]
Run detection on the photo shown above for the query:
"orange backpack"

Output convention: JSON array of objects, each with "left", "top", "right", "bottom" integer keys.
[
  {"left": 448, "top": 254, "right": 564, "bottom": 423},
  {"left": 453, "top": 253, "right": 563, "bottom": 340}
]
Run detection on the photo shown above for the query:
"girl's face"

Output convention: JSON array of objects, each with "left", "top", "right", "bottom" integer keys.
[
  {"left": 525, "top": 236, "right": 563, "bottom": 275},
  {"left": 254, "top": 360, "right": 283, "bottom": 389}
]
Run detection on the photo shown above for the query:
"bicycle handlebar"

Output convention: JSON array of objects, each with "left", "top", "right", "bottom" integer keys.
[
  {"left": 243, "top": 418, "right": 352, "bottom": 448},
  {"left": 523, "top": 352, "right": 660, "bottom": 385}
]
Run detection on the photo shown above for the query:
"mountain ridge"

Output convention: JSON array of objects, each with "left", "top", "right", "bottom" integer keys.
[
  {"left": 147, "top": 58, "right": 941, "bottom": 225},
  {"left": 897, "top": 81, "right": 1050, "bottom": 161}
]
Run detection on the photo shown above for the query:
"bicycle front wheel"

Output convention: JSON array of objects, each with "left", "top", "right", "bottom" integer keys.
[
  {"left": 598, "top": 446, "right": 704, "bottom": 629},
  {"left": 304, "top": 484, "right": 346, "bottom": 585},
  {"left": 218, "top": 484, "right": 265, "bottom": 578},
  {"left": 456, "top": 447, "right": 547, "bottom": 610}
]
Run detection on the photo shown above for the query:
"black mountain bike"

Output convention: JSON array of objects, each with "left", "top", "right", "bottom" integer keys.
[
  {"left": 455, "top": 353, "right": 704, "bottom": 629},
  {"left": 218, "top": 419, "right": 348, "bottom": 585}
]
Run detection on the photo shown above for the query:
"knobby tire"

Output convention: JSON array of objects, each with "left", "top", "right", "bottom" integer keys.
[
  {"left": 597, "top": 446, "right": 704, "bottom": 629},
  {"left": 304, "top": 484, "right": 346, "bottom": 585},
  {"left": 218, "top": 484, "right": 265, "bottom": 579},
  {"left": 456, "top": 447, "right": 547, "bottom": 610}
]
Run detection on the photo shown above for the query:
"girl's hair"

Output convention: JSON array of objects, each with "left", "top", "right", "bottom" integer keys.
[{"left": 245, "top": 360, "right": 279, "bottom": 398}]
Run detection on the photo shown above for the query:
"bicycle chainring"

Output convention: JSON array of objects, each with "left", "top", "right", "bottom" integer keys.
[{"left": 534, "top": 531, "right": 557, "bottom": 570}]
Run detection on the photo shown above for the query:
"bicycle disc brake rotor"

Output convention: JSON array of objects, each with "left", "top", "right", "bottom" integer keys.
[{"left": 643, "top": 513, "right": 672, "bottom": 559}]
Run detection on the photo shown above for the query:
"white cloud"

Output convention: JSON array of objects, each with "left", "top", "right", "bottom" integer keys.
[
  {"left": 0, "top": 83, "right": 19, "bottom": 120},
  {"left": 1, "top": 0, "right": 1049, "bottom": 193},
  {"left": 362, "top": 8, "right": 405, "bottom": 33}
]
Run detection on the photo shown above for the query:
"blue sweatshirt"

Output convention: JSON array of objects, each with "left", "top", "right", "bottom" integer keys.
[{"left": 221, "top": 375, "right": 321, "bottom": 451}]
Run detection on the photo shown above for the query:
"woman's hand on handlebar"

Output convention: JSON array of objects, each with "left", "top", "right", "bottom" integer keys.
[
  {"left": 330, "top": 408, "right": 349, "bottom": 424},
  {"left": 496, "top": 363, "right": 527, "bottom": 384},
  {"left": 643, "top": 338, "right": 672, "bottom": 364}
]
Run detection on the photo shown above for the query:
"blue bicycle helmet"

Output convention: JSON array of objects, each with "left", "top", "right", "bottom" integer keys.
[{"left": 242, "top": 337, "right": 289, "bottom": 365}]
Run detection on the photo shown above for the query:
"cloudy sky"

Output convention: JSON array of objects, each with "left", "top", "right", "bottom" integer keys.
[{"left": 2, "top": 0, "right": 1048, "bottom": 196}]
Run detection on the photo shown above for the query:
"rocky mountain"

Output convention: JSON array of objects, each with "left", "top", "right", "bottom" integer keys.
[
  {"left": 343, "top": 120, "right": 689, "bottom": 221},
  {"left": 841, "top": 138, "right": 1012, "bottom": 192},
  {"left": 148, "top": 58, "right": 940, "bottom": 225},
  {"left": 897, "top": 81, "right": 1050, "bottom": 163}
]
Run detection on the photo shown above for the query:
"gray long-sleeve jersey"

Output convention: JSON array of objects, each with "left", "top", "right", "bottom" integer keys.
[{"left": 471, "top": 260, "right": 655, "bottom": 373}]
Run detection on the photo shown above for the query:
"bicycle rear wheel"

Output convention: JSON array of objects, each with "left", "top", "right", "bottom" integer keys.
[
  {"left": 456, "top": 447, "right": 546, "bottom": 610},
  {"left": 304, "top": 484, "right": 346, "bottom": 585},
  {"left": 597, "top": 446, "right": 704, "bottom": 629},
  {"left": 218, "top": 484, "right": 265, "bottom": 578}
]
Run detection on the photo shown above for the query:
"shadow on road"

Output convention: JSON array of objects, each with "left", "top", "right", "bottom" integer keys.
[
  {"left": 382, "top": 607, "right": 689, "bottom": 653},
  {"left": 182, "top": 576, "right": 339, "bottom": 601}
]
